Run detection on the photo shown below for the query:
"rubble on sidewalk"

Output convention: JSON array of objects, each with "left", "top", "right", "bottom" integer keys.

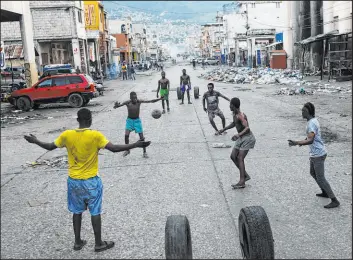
[
  {"left": 199, "top": 67, "right": 305, "bottom": 85},
  {"left": 198, "top": 67, "right": 352, "bottom": 95}
]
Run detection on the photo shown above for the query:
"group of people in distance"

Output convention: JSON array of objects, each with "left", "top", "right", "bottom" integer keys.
[{"left": 23, "top": 67, "right": 340, "bottom": 253}]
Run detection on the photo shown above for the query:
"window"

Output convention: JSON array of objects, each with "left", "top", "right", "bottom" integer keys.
[
  {"left": 78, "top": 10, "right": 82, "bottom": 23},
  {"left": 251, "top": 3, "right": 255, "bottom": 8},
  {"left": 68, "top": 76, "right": 84, "bottom": 84},
  {"left": 38, "top": 79, "right": 52, "bottom": 88},
  {"left": 52, "top": 77, "right": 68, "bottom": 87},
  {"left": 276, "top": 2, "right": 280, "bottom": 8}
]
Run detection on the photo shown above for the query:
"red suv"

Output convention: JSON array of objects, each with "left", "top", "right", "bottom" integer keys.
[{"left": 8, "top": 74, "right": 98, "bottom": 111}]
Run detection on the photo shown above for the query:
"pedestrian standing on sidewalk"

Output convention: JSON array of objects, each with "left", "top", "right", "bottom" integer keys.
[
  {"left": 121, "top": 62, "right": 127, "bottom": 80},
  {"left": 218, "top": 97, "right": 255, "bottom": 189},
  {"left": 130, "top": 65, "right": 136, "bottom": 80},
  {"left": 288, "top": 102, "right": 340, "bottom": 209},
  {"left": 23, "top": 108, "right": 151, "bottom": 252}
]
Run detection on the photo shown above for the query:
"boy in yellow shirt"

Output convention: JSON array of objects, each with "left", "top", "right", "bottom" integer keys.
[{"left": 24, "top": 108, "right": 150, "bottom": 252}]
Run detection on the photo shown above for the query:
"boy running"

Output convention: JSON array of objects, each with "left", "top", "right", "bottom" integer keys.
[
  {"left": 114, "top": 91, "right": 163, "bottom": 158},
  {"left": 180, "top": 69, "right": 192, "bottom": 105},
  {"left": 157, "top": 71, "right": 170, "bottom": 113},
  {"left": 219, "top": 97, "right": 255, "bottom": 189},
  {"left": 288, "top": 102, "right": 340, "bottom": 208},
  {"left": 24, "top": 108, "right": 150, "bottom": 252},
  {"left": 202, "top": 82, "right": 230, "bottom": 135}
]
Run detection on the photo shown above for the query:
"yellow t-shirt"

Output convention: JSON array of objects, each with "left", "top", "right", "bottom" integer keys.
[
  {"left": 54, "top": 129, "right": 109, "bottom": 180},
  {"left": 122, "top": 65, "right": 127, "bottom": 72}
]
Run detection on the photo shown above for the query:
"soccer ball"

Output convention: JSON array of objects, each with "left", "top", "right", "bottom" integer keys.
[{"left": 151, "top": 109, "right": 162, "bottom": 119}]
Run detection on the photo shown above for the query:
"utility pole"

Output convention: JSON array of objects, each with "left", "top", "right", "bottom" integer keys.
[{"left": 245, "top": 2, "right": 250, "bottom": 67}]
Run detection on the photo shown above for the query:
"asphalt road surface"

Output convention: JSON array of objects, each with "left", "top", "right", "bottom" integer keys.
[{"left": 1, "top": 64, "right": 351, "bottom": 259}]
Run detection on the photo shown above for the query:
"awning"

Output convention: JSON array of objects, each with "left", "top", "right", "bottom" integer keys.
[
  {"left": 265, "top": 42, "right": 283, "bottom": 48},
  {"left": 294, "top": 30, "right": 341, "bottom": 45}
]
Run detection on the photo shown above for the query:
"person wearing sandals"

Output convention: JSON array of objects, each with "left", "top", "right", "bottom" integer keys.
[
  {"left": 202, "top": 82, "right": 230, "bottom": 135},
  {"left": 24, "top": 108, "right": 151, "bottom": 252},
  {"left": 288, "top": 102, "right": 340, "bottom": 209},
  {"left": 114, "top": 91, "right": 163, "bottom": 158},
  {"left": 219, "top": 97, "right": 255, "bottom": 189}
]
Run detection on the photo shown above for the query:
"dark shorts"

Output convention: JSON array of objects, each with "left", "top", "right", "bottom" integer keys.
[
  {"left": 67, "top": 176, "right": 103, "bottom": 216},
  {"left": 180, "top": 85, "right": 191, "bottom": 92}
]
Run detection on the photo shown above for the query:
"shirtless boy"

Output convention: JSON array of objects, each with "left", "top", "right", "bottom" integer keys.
[
  {"left": 180, "top": 69, "right": 192, "bottom": 105},
  {"left": 202, "top": 83, "right": 230, "bottom": 135},
  {"left": 157, "top": 71, "right": 170, "bottom": 113},
  {"left": 219, "top": 97, "right": 255, "bottom": 189},
  {"left": 114, "top": 92, "right": 162, "bottom": 158}
]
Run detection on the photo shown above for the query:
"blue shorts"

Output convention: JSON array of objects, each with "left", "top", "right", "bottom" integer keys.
[
  {"left": 181, "top": 85, "right": 191, "bottom": 92},
  {"left": 126, "top": 117, "right": 143, "bottom": 133},
  {"left": 67, "top": 176, "right": 103, "bottom": 216}
]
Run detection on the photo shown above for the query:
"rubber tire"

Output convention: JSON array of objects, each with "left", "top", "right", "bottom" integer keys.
[
  {"left": 16, "top": 96, "right": 31, "bottom": 111},
  {"left": 194, "top": 87, "right": 199, "bottom": 99},
  {"left": 238, "top": 206, "right": 274, "bottom": 259},
  {"left": 176, "top": 87, "right": 182, "bottom": 100},
  {"left": 165, "top": 215, "right": 192, "bottom": 259},
  {"left": 68, "top": 93, "right": 84, "bottom": 108}
]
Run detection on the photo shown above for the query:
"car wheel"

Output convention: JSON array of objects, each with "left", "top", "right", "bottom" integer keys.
[
  {"left": 68, "top": 93, "right": 84, "bottom": 108},
  {"left": 16, "top": 96, "right": 31, "bottom": 111}
]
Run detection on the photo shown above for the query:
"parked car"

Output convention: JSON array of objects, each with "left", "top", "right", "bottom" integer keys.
[
  {"left": 39, "top": 64, "right": 75, "bottom": 80},
  {"left": 2, "top": 66, "right": 24, "bottom": 78},
  {"left": 204, "top": 57, "right": 220, "bottom": 65},
  {"left": 8, "top": 74, "right": 98, "bottom": 111},
  {"left": 196, "top": 58, "right": 204, "bottom": 64}
]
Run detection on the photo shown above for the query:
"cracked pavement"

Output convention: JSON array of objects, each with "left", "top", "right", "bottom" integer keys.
[{"left": 1, "top": 64, "right": 352, "bottom": 259}]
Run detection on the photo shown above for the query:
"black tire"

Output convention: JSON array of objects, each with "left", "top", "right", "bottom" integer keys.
[
  {"left": 32, "top": 103, "right": 40, "bottom": 109},
  {"left": 238, "top": 206, "right": 274, "bottom": 259},
  {"left": 177, "top": 87, "right": 182, "bottom": 100},
  {"left": 194, "top": 87, "right": 199, "bottom": 99},
  {"left": 68, "top": 93, "right": 84, "bottom": 108},
  {"left": 16, "top": 96, "right": 31, "bottom": 111},
  {"left": 165, "top": 215, "right": 192, "bottom": 259}
]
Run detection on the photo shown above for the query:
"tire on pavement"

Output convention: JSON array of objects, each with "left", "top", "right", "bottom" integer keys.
[
  {"left": 68, "top": 93, "right": 84, "bottom": 108},
  {"left": 165, "top": 215, "right": 192, "bottom": 259},
  {"left": 194, "top": 87, "right": 199, "bottom": 99},
  {"left": 16, "top": 96, "right": 31, "bottom": 111},
  {"left": 177, "top": 87, "right": 182, "bottom": 100},
  {"left": 238, "top": 206, "right": 274, "bottom": 259}
]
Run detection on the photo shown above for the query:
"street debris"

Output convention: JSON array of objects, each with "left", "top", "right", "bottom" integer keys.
[
  {"left": 1, "top": 111, "right": 53, "bottom": 125},
  {"left": 25, "top": 155, "right": 68, "bottom": 169},
  {"left": 199, "top": 67, "right": 352, "bottom": 96},
  {"left": 211, "top": 143, "right": 231, "bottom": 148}
]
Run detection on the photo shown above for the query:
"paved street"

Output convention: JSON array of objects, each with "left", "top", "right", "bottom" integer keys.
[{"left": 1, "top": 64, "right": 352, "bottom": 259}]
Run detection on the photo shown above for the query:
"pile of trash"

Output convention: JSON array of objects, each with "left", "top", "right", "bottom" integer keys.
[
  {"left": 1, "top": 111, "right": 51, "bottom": 125},
  {"left": 199, "top": 67, "right": 305, "bottom": 85},
  {"left": 276, "top": 87, "right": 314, "bottom": 96},
  {"left": 25, "top": 155, "right": 68, "bottom": 169}
]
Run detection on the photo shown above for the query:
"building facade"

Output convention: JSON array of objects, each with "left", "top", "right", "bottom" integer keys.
[
  {"left": 1, "top": 1, "right": 38, "bottom": 86},
  {"left": 1, "top": 1, "right": 90, "bottom": 74}
]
